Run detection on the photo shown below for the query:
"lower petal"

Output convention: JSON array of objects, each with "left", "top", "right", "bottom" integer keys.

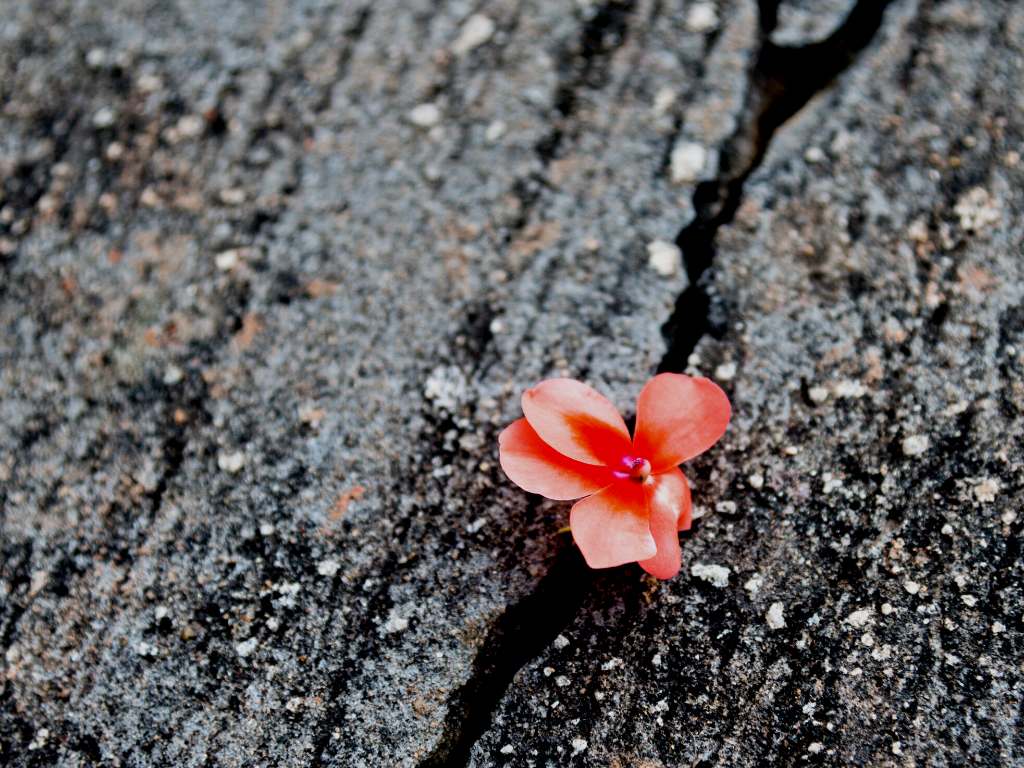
[
  {"left": 637, "top": 468, "right": 690, "bottom": 579},
  {"left": 570, "top": 482, "right": 656, "bottom": 569}
]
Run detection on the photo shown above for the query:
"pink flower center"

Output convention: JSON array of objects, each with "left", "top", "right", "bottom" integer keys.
[{"left": 628, "top": 458, "right": 651, "bottom": 483}]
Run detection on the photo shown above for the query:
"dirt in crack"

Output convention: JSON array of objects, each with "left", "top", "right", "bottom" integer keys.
[{"left": 659, "top": 0, "right": 895, "bottom": 373}]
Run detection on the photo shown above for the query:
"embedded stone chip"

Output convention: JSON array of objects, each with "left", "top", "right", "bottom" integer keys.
[
  {"left": 646, "top": 239, "right": 682, "bottom": 276},
  {"left": 451, "top": 14, "right": 495, "bottom": 55},
  {"left": 691, "top": 563, "right": 731, "bottom": 588},
  {"left": 409, "top": 103, "right": 441, "bottom": 129},
  {"left": 670, "top": 141, "right": 707, "bottom": 183},
  {"left": 766, "top": 602, "right": 786, "bottom": 629},
  {"left": 902, "top": 435, "right": 929, "bottom": 457}
]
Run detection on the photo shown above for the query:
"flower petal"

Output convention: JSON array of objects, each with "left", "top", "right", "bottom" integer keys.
[
  {"left": 570, "top": 481, "right": 656, "bottom": 569},
  {"left": 499, "top": 418, "right": 616, "bottom": 500},
  {"left": 632, "top": 373, "right": 731, "bottom": 472},
  {"left": 521, "top": 378, "right": 633, "bottom": 468},
  {"left": 637, "top": 468, "right": 690, "bottom": 579}
]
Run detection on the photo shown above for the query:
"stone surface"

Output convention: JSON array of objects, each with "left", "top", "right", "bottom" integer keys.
[{"left": 2, "top": 1, "right": 1022, "bottom": 767}]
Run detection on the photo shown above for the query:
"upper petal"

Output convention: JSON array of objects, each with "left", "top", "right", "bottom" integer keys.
[
  {"left": 632, "top": 373, "right": 731, "bottom": 472},
  {"left": 637, "top": 468, "right": 691, "bottom": 579},
  {"left": 570, "top": 481, "right": 656, "bottom": 569},
  {"left": 521, "top": 379, "right": 633, "bottom": 468},
  {"left": 499, "top": 418, "right": 616, "bottom": 500}
]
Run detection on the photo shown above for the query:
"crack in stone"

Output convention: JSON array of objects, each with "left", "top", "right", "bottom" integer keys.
[
  {"left": 410, "top": 1, "right": 901, "bottom": 766},
  {"left": 659, "top": 0, "right": 896, "bottom": 374}
]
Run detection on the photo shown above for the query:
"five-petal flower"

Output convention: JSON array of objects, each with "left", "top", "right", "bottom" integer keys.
[{"left": 498, "top": 373, "right": 731, "bottom": 578}]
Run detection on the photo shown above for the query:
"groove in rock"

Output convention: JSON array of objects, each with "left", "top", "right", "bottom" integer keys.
[
  {"left": 412, "top": 2, "right": 898, "bottom": 767},
  {"left": 658, "top": 0, "right": 895, "bottom": 374}
]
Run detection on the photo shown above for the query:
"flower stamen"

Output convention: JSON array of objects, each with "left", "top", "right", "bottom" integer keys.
[{"left": 628, "top": 458, "right": 651, "bottom": 483}]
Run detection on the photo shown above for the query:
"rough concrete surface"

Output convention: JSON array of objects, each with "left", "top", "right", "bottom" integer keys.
[{"left": 1, "top": 0, "right": 1021, "bottom": 767}]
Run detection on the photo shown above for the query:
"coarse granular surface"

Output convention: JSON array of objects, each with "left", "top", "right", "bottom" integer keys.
[{"left": 1, "top": 1, "right": 1021, "bottom": 767}]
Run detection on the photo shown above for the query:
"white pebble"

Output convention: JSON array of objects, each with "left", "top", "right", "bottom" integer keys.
[
  {"left": 834, "top": 379, "right": 868, "bottom": 398},
  {"left": 382, "top": 613, "right": 409, "bottom": 634},
  {"left": 218, "top": 452, "right": 245, "bottom": 474},
  {"left": 962, "top": 594, "right": 978, "bottom": 607},
  {"left": 215, "top": 249, "right": 240, "bottom": 271},
  {"left": 748, "top": 473, "right": 764, "bottom": 489},
  {"left": 484, "top": 120, "right": 506, "bottom": 143},
  {"left": 974, "top": 478, "right": 999, "bottom": 503},
  {"left": 646, "top": 239, "right": 682, "bottom": 276},
  {"left": 861, "top": 632, "right": 874, "bottom": 647},
  {"left": 652, "top": 653, "right": 661, "bottom": 666},
  {"left": 86, "top": 48, "right": 107, "bottom": 68},
  {"left": 992, "top": 621, "right": 1006, "bottom": 634},
  {"left": 686, "top": 2, "right": 719, "bottom": 32},
  {"left": 162, "top": 365, "right": 184, "bottom": 386},
  {"left": 1003, "top": 511, "right": 1018, "bottom": 524},
  {"left": 555, "top": 675, "right": 570, "bottom": 687},
  {"left": 715, "top": 361, "right": 737, "bottom": 381},
  {"left": 881, "top": 603, "right": 893, "bottom": 615},
  {"left": 543, "top": 667, "right": 555, "bottom": 676},
  {"left": 670, "top": 141, "right": 706, "bottom": 183},
  {"left": 409, "top": 103, "right": 441, "bottom": 129},
  {"left": 744, "top": 574, "right": 763, "bottom": 598},
  {"left": 177, "top": 114, "right": 206, "bottom": 138},
  {"left": 219, "top": 188, "right": 246, "bottom": 206},
  {"left": 903, "top": 580, "right": 920, "bottom": 595},
  {"left": 500, "top": 745, "right": 514, "bottom": 755},
  {"left": 553, "top": 634, "right": 569, "bottom": 649},
  {"left": 808, "top": 743, "right": 823, "bottom": 755},
  {"left": 808, "top": 386, "right": 830, "bottom": 403},
  {"left": 652, "top": 86, "right": 676, "bottom": 115},
  {"left": 803, "top": 146, "right": 825, "bottom": 163},
  {"left": 451, "top": 14, "right": 495, "bottom": 55},
  {"left": 570, "top": 738, "right": 588, "bottom": 756},
  {"left": 317, "top": 560, "right": 340, "bottom": 577},
  {"left": 846, "top": 609, "right": 873, "bottom": 628},
  {"left": 235, "top": 637, "right": 258, "bottom": 658},
  {"left": 766, "top": 602, "right": 786, "bottom": 629},
  {"left": 941, "top": 523, "right": 954, "bottom": 536},
  {"left": 902, "top": 435, "right": 929, "bottom": 457},
  {"left": 691, "top": 563, "right": 731, "bottom": 588},
  {"left": 92, "top": 106, "right": 117, "bottom": 128},
  {"left": 715, "top": 500, "right": 738, "bottom": 515},
  {"left": 466, "top": 517, "right": 487, "bottom": 534},
  {"left": 259, "top": 522, "right": 275, "bottom": 536}
]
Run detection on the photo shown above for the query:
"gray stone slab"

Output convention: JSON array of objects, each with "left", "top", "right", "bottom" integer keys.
[{"left": 467, "top": 0, "right": 1024, "bottom": 765}]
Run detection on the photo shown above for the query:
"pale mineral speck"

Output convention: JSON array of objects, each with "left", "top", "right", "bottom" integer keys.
[
  {"left": 804, "top": 146, "right": 825, "bottom": 163},
  {"left": 259, "top": 522, "right": 274, "bottom": 536},
  {"left": 218, "top": 452, "right": 245, "bottom": 474},
  {"left": 646, "top": 239, "right": 682, "bottom": 276},
  {"left": 846, "top": 608, "right": 873, "bottom": 628},
  {"left": 555, "top": 675, "right": 570, "bottom": 687},
  {"left": 381, "top": 612, "right": 409, "bottom": 634},
  {"left": 484, "top": 120, "right": 506, "bottom": 143},
  {"left": 766, "top": 602, "right": 786, "bottom": 629},
  {"left": 744, "top": 574, "right": 763, "bottom": 598},
  {"left": 748, "top": 473, "right": 764, "bottom": 489},
  {"left": 992, "top": 622, "right": 1006, "bottom": 634},
  {"left": 861, "top": 632, "right": 874, "bottom": 647},
  {"left": 466, "top": 518, "right": 487, "bottom": 534},
  {"left": 163, "top": 365, "right": 184, "bottom": 386},
  {"left": 881, "top": 603, "right": 894, "bottom": 615},
  {"left": 962, "top": 594, "right": 978, "bottom": 607},
  {"left": 219, "top": 188, "right": 246, "bottom": 206},
  {"left": 808, "top": 386, "right": 830, "bottom": 403},
  {"left": 652, "top": 653, "right": 661, "bottom": 666},
  {"left": 715, "top": 500, "right": 738, "bottom": 514},
  {"left": 808, "top": 743, "right": 823, "bottom": 754},
  {"left": 570, "top": 738, "right": 588, "bottom": 756},
  {"left": 553, "top": 634, "right": 569, "bottom": 649},
  {"left": 215, "top": 249, "right": 240, "bottom": 271},
  {"left": 670, "top": 141, "right": 707, "bottom": 183},
  {"left": 834, "top": 379, "right": 868, "bottom": 398},
  {"left": 543, "top": 667, "right": 555, "bottom": 677},
  {"left": 235, "top": 637, "right": 258, "bottom": 658},
  {"left": 317, "top": 560, "right": 340, "bottom": 577},
  {"left": 601, "top": 657, "right": 623, "bottom": 671},
  {"left": 686, "top": 2, "right": 719, "bottom": 32},
  {"left": 652, "top": 86, "right": 676, "bottom": 115},
  {"left": 500, "top": 745, "right": 514, "bottom": 755},
  {"left": 715, "top": 361, "right": 737, "bottom": 381},
  {"left": 691, "top": 563, "right": 731, "bottom": 588},
  {"left": 941, "top": 523, "right": 954, "bottom": 536},
  {"left": 954, "top": 187, "right": 1001, "bottom": 231},
  {"left": 451, "top": 14, "right": 495, "bottom": 55},
  {"left": 92, "top": 106, "right": 117, "bottom": 128},
  {"left": 1002, "top": 511, "right": 1018, "bottom": 524},
  {"left": 409, "top": 103, "right": 441, "bottom": 129},
  {"left": 974, "top": 477, "right": 999, "bottom": 502},
  {"left": 902, "top": 434, "right": 929, "bottom": 456},
  {"left": 903, "top": 580, "right": 921, "bottom": 595}
]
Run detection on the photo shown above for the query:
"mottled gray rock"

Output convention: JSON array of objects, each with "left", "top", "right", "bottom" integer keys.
[
  {"left": 468, "top": 0, "right": 1024, "bottom": 765},
  {"left": 4, "top": 0, "right": 1022, "bottom": 766},
  {"left": 771, "top": 0, "right": 860, "bottom": 46}
]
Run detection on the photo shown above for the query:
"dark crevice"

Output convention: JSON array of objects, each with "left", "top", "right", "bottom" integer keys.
[
  {"left": 659, "top": 0, "right": 895, "bottom": 374},
  {"left": 418, "top": 546, "right": 593, "bottom": 768},
  {"left": 411, "top": 2, "right": 901, "bottom": 767}
]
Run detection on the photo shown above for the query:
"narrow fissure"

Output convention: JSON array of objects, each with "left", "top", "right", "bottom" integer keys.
[
  {"left": 414, "top": 2, "right": 896, "bottom": 767},
  {"left": 659, "top": 0, "right": 895, "bottom": 373}
]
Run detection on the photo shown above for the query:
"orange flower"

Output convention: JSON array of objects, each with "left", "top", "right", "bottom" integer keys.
[{"left": 499, "top": 374, "right": 731, "bottom": 578}]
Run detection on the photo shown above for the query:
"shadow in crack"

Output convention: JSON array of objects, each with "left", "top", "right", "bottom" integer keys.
[
  {"left": 418, "top": 544, "right": 594, "bottom": 768},
  {"left": 659, "top": 0, "right": 895, "bottom": 374}
]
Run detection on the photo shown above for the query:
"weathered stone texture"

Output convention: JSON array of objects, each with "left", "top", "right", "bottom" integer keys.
[{"left": 2, "top": 0, "right": 1022, "bottom": 767}]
